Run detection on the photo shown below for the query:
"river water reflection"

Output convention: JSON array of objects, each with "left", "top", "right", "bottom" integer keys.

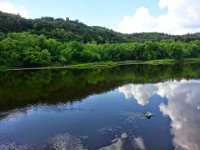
[{"left": 0, "top": 64, "right": 200, "bottom": 150}]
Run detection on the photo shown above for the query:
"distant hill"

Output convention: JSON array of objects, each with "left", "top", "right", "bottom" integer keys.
[{"left": 1, "top": 11, "right": 200, "bottom": 43}]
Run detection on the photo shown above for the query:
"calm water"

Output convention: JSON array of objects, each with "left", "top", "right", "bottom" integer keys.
[{"left": 0, "top": 64, "right": 200, "bottom": 150}]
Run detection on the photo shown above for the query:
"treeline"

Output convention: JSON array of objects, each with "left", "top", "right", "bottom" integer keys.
[
  {"left": 1, "top": 11, "right": 200, "bottom": 44},
  {"left": 1, "top": 32, "right": 200, "bottom": 67},
  {"left": 1, "top": 63, "right": 200, "bottom": 111},
  {"left": 1, "top": 11, "right": 200, "bottom": 67}
]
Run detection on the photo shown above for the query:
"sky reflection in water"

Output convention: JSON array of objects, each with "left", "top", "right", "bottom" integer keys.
[
  {"left": 0, "top": 65, "right": 200, "bottom": 150},
  {"left": 119, "top": 80, "right": 200, "bottom": 150}
]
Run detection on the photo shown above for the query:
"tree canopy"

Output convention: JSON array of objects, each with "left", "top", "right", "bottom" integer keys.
[{"left": 0, "top": 11, "right": 200, "bottom": 67}]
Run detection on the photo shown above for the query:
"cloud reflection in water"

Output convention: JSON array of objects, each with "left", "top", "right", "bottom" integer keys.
[
  {"left": 98, "top": 133, "right": 146, "bottom": 150},
  {"left": 119, "top": 80, "right": 200, "bottom": 150}
]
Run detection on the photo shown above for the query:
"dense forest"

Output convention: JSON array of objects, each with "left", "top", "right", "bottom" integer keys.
[{"left": 1, "top": 11, "right": 200, "bottom": 67}]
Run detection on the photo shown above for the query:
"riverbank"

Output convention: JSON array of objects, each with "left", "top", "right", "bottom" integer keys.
[{"left": 2, "top": 58, "right": 200, "bottom": 71}]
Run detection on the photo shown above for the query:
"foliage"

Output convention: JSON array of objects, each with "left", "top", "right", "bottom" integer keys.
[
  {"left": 0, "top": 32, "right": 200, "bottom": 67},
  {"left": 1, "top": 11, "right": 200, "bottom": 44},
  {"left": 1, "top": 63, "right": 200, "bottom": 111},
  {"left": 1, "top": 11, "right": 200, "bottom": 67}
]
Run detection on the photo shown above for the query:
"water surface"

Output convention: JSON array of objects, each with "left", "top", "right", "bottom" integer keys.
[{"left": 0, "top": 63, "right": 200, "bottom": 150}]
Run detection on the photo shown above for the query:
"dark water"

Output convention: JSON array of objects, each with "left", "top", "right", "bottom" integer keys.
[{"left": 0, "top": 63, "right": 200, "bottom": 150}]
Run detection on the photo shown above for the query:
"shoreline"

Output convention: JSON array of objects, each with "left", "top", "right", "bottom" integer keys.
[{"left": 2, "top": 58, "right": 200, "bottom": 71}]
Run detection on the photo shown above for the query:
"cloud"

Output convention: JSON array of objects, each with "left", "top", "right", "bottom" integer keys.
[
  {"left": 0, "top": 2, "right": 28, "bottom": 18},
  {"left": 133, "top": 136, "right": 146, "bottom": 150},
  {"left": 119, "top": 84, "right": 158, "bottom": 106},
  {"left": 115, "top": 0, "right": 200, "bottom": 35},
  {"left": 98, "top": 133, "right": 127, "bottom": 150},
  {"left": 159, "top": 81, "right": 200, "bottom": 150},
  {"left": 99, "top": 133, "right": 146, "bottom": 150},
  {"left": 119, "top": 80, "right": 200, "bottom": 150},
  {"left": 116, "top": 7, "right": 156, "bottom": 34}
]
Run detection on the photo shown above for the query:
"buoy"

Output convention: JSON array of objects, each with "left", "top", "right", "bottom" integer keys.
[{"left": 144, "top": 112, "right": 154, "bottom": 119}]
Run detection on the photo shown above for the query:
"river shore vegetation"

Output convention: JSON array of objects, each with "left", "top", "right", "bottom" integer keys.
[{"left": 1, "top": 11, "right": 200, "bottom": 68}]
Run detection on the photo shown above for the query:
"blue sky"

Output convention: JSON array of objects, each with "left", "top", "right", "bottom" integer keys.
[
  {"left": 0, "top": 0, "right": 164, "bottom": 28},
  {"left": 0, "top": 0, "right": 200, "bottom": 34}
]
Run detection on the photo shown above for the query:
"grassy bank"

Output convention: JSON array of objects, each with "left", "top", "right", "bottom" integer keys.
[
  {"left": 2, "top": 58, "right": 200, "bottom": 71},
  {"left": 69, "top": 58, "right": 200, "bottom": 69}
]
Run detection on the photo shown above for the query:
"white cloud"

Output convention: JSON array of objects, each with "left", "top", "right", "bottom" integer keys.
[
  {"left": 159, "top": 81, "right": 200, "bottom": 150},
  {"left": 116, "top": 7, "right": 156, "bottom": 34},
  {"left": 133, "top": 136, "right": 146, "bottom": 150},
  {"left": 99, "top": 133, "right": 146, "bottom": 150},
  {"left": 119, "top": 80, "right": 200, "bottom": 150},
  {"left": 98, "top": 133, "right": 127, "bottom": 150},
  {"left": 119, "top": 84, "right": 158, "bottom": 106},
  {"left": 0, "top": 1, "right": 28, "bottom": 18},
  {"left": 116, "top": 0, "right": 200, "bottom": 35}
]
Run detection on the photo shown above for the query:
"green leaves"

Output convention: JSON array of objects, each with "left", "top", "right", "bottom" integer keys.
[{"left": 0, "top": 32, "right": 200, "bottom": 68}]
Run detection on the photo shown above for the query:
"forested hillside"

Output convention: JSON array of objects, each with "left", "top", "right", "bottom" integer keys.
[
  {"left": 0, "top": 11, "right": 200, "bottom": 67},
  {"left": 1, "top": 11, "right": 200, "bottom": 43}
]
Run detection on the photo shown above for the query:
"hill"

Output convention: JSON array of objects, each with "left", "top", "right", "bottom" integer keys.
[{"left": 1, "top": 11, "right": 200, "bottom": 43}]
